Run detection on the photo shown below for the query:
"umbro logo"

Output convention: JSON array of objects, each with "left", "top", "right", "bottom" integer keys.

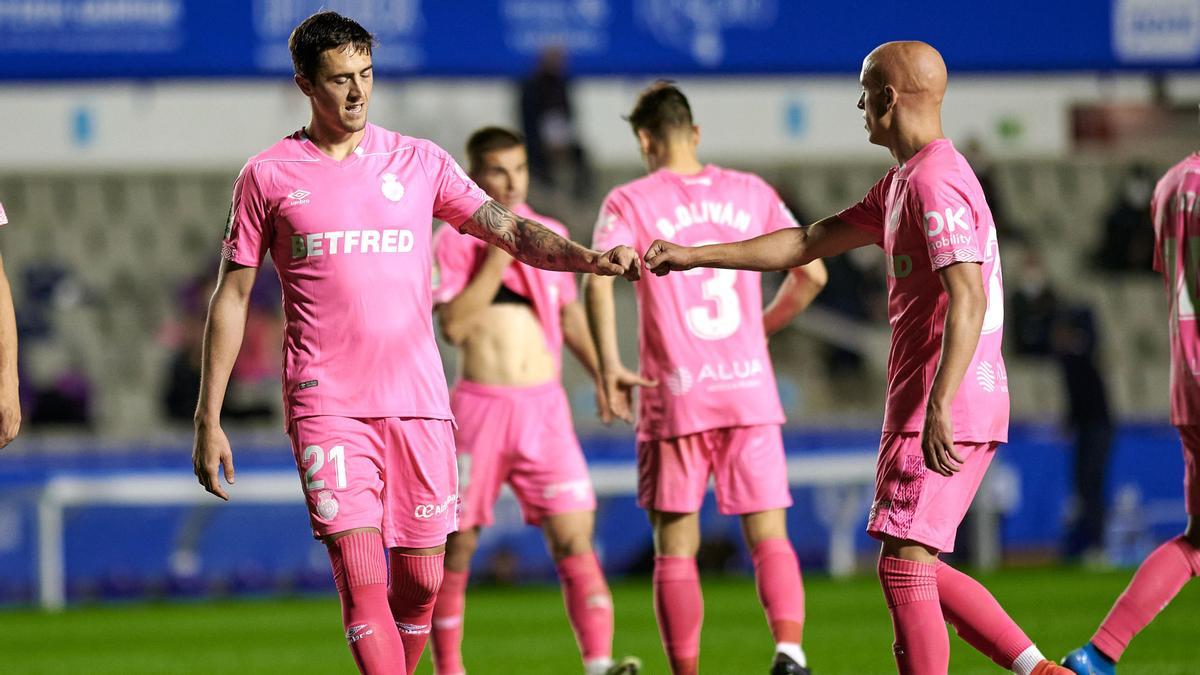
[{"left": 288, "top": 189, "right": 311, "bottom": 205}]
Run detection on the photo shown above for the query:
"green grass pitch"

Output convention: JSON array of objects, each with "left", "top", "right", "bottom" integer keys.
[{"left": 1, "top": 567, "right": 1197, "bottom": 674}]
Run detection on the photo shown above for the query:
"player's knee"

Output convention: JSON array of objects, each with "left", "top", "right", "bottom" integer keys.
[
  {"left": 390, "top": 566, "right": 442, "bottom": 608},
  {"left": 447, "top": 529, "right": 480, "bottom": 558},
  {"left": 547, "top": 531, "right": 593, "bottom": 561},
  {"left": 326, "top": 529, "right": 388, "bottom": 591}
]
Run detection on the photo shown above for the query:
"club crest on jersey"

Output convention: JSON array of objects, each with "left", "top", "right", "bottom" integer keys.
[
  {"left": 381, "top": 173, "right": 405, "bottom": 202},
  {"left": 316, "top": 490, "right": 339, "bottom": 519}
]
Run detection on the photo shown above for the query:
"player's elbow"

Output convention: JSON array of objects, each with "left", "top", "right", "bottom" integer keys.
[
  {"left": 796, "top": 259, "right": 828, "bottom": 293},
  {"left": 950, "top": 280, "right": 987, "bottom": 324},
  {"left": 436, "top": 309, "right": 468, "bottom": 346}
]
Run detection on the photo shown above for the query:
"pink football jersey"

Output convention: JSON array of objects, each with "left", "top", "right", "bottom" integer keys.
[
  {"left": 839, "top": 139, "right": 1008, "bottom": 443},
  {"left": 431, "top": 202, "right": 577, "bottom": 368},
  {"left": 594, "top": 164, "right": 794, "bottom": 441},
  {"left": 1151, "top": 152, "right": 1200, "bottom": 425},
  {"left": 222, "top": 123, "right": 489, "bottom": 427},
  {"left": 0, "top": 201, "right": 7, "bottom": 226}
]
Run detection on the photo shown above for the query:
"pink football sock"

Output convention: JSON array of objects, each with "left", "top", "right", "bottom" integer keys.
[
  {"left": 878, "top": 556, "right": 949, "bottom": 675},
  {"left": 388, "top": 552, "right": 445, "bottom": 675},
  {"left": 1092, "top": 535, "right": 1200, "bottom": 662},
  {"left": 430, "top": 567, "right": 469, "bottom": 675},
  {"left": 556, "top": 553, "right": 615, "bottom": 663},
  {"left": 935, "top": 560, "right": 1033, "bottom": 669},
  {"left": 328, "top": 531, "right": 406, "bottom": 674},
  {"left": 653, "top": 556, "right": 703, "bottom": 675},
  {"left": 751, "top": 538, "right": 806, "bottom": 644}
]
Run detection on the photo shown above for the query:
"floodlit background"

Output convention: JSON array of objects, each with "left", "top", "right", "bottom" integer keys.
[{"left": 1, "top": 0, "right": 1198, "bottom": 641}]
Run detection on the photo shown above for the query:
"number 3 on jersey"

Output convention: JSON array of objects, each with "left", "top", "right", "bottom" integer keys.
[
  {"left": 303, "top": 444, "right": 346, "bottom": 491},
  {"left": 683, "top": 242, "right": 741, "bottom": 340}
]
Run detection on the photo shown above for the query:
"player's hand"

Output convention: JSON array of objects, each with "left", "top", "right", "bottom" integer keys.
[
  {"left": 643, "top": 240, "right": 695, "bottom": 276},
  {"left": 600, "top": 366, "right": 657, "bottom": 424},
  {"left": 921, "top": 403, "right": 963, "bottom": 476},
  {"left": 0, "top": 377, "right": 21, "bottom": 448},
  {"left": 593, "top": 246, "right": 642, "bottom": 281},
  {"left": 485, "top": 244, "right": 515, "bottom": 269},
  {"left": 193, "top": 420, "right": 236, "bottom": 500},
  {"left": 592, "top": 377, "right": 613, "bottom": 424}
]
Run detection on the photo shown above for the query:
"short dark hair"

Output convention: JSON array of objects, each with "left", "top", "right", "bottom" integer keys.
[
  {"left": 289, "top": 11, "right": 375, "bottom": 82},
  {"left": 626, "top": 81, "right": 694, "bottom": 139},
  {"left": 466, "top": 127, "right": 525, "bottom": 173}
]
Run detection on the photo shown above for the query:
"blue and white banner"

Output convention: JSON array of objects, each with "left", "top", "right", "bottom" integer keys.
[{"left": 1, "top": 0, "right": 1198, "bottom": 80}]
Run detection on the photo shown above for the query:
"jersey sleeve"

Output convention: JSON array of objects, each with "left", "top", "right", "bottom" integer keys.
[
  {"left": 431, "top": 224, "right": 480, "bottom": 305},
  {"left": 426, "top": 145, "right": 490, "bottom": 230},
  {"left": 909, "top": 174, "right": 985, "bottom": 272},
  {"left": 592, "top": 191, "right": 637, "bottom": 251},
  {"left": 836, "top": 173, "right": 889, "bottom": 244},
  {"left": 0, "top": 201, "right": 8, "bottom": 226},
  {"left": 759, "top": 180, "right": 801, "bottom": 234},
  {"left": 1151, "top": 179, "right": 1166, "bottom": 275},
  {"left": 221, "top": 163, "right": 273, "bottom": 267}
]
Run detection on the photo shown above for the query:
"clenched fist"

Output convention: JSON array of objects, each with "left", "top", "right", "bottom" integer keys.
[
  {"left": 592, "top": 245, "right": 642, "bottom": 281},
  {"left": 643, "top": 240, "right": 696, "bottom": 276}
]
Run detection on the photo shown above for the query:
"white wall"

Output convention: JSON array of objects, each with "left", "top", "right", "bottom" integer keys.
[{"left": 0, "top": 73, "right": 1190, "bottom": 170}]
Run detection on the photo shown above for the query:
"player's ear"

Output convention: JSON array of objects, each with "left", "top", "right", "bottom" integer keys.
[
  {"left": 691, "top": 124, "right": 701, "bottom": 147},
  {"left": 636, "top": 128, "right": 654, "bottom": 156},
  {"left": 294, "top": 73, "right": 313, "bottom": 97},
  {"left": 883, "top": 84, "right": 898, "bottom": 113}
]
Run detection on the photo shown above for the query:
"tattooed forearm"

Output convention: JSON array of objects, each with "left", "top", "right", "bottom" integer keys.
[{"left": 465, "top": 200, "right": 598, "bottom": 272}]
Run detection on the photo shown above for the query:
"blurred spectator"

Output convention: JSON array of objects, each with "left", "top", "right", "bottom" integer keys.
[
  {"left": 1009, "top": 248, "right": 1057, "bottom": 357},
  {"left": 1008, "top": 247, "right": 1113, "bottom": 560},
  {"left": 1053, "top": 302, "right": 1114, "bottom": 561},
  {"left": 962, "top": 137, "right": 1023, "bottom": 242},
  {"left": 519, "top": 47, "right": 593, "bottom": 199},
  {"left": 19, "top": 263, "right": 92, "bottom": 427},
  {"left": 161, "top": 266, "right": 282, "bottom": 425},
  {"left": 1094, "top": 164, "right": 1156, "bottom": 274}
]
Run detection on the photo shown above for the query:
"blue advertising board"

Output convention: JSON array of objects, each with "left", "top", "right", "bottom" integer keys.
[{"left": 0, "top": 0, "right": 1198, "bottom": 80}]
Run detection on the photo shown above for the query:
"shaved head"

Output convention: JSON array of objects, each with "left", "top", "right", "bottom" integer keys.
[
  {"left": 862, "top": 41, "right": 947, "bottom": 104},
  {"left": 857, "top": 41, "right": 948, "bottom": 158}
]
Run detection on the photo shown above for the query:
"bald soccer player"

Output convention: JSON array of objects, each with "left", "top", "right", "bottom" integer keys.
[
  {"left": 1062, "top": 117, "right": 1200, "bottom": 675},
  {"left": 643, "top": 43, "right": 1070, "bottom": 675}
]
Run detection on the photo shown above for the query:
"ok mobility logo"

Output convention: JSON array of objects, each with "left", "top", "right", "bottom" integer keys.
[{"left": 888, "top": 207, "right": 971, "bottom": 280}]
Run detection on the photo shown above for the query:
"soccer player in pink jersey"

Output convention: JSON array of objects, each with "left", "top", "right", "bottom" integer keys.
[
  {"left": 0, "top": 201, "right": 19, "bottom": 448},
  {"left": 644, "top": 43, "right": 1071, "bottom": 675},
  {"left": 428, "top": 127, "right": 640, "bottom": 675},
  {"left": 585, "top": 82, "right": 828, "bottom": 675},
  {"left": 190, "top": 12, "right": 640, "bottom": 675},
  {"left": 1061, "top": 137, "right": 1200, "bottom": 675}
]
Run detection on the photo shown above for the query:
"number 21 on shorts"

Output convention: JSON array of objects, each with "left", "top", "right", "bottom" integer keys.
[{"left": 303, "top": 444, "right": 347, "bottom": 490}]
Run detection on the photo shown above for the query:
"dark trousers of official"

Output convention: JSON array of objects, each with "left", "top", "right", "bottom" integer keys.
[{"left": 1065, "top": 423, "right": 1115, "bottom": 558}]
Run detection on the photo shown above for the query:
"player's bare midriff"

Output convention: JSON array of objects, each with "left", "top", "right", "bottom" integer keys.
[{"left": 459, "top": 302, "right": 556, "bottom": 387}]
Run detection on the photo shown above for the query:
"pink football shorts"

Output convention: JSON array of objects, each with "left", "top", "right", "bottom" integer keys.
[
  {"left": 636, "top": 424, "right": 792, "bottom": 515},
  {"left": 451, "top": 379, "right": 596, "bottom": 529},
  {"left": 867, "top": 432, "right": 998, "bottom": 553},
  {"left": 289, "top": 416, "right": 458, "bottom": 549},
  {"left": 1178, "top": 425, "right": 1200, "bottom": 516}
]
